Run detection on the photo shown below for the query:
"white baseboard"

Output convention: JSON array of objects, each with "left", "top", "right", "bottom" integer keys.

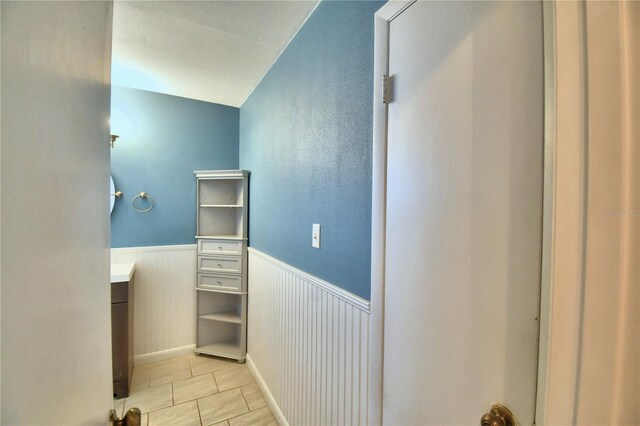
[
  {"left": 246, "top": 353, "right": 289, "bottom": 426},
  {"left": 134, "top": 344, "right": 196, "bottom": 366}
]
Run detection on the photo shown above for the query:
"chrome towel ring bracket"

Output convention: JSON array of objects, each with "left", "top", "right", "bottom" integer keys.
[{"left": 132, "top": 192, "right": 154, "bottom": 213}]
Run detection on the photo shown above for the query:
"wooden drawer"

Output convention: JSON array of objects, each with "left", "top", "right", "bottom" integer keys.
[
  {"left": 198, "top": 255, "right": 242, "bottom": 274},
  {"left": 197, "top": 273, "right": 242, "bottom": 292},
  {"left": 198, "top": 239, "right": 243, "bottom": 256}
]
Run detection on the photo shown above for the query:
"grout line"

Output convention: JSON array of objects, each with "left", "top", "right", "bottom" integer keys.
[
  {"left": 196, "top": 399, "right": 204, "bottom": 426},
  {"left": 225, "top": 405, "right": 274, "bottom": 424},
  {"left": 196, "top": 388, "right": 253, "bottom": 426},
  {"left": 210, "top": 373, "right": 219, "bottom": 394},
  {"left": 134, "top": 360, "right": 265, "bottom": 426},
  {"left": 212, "top": 370, "right": 220, "bottom": 390},
  {"left": 239, "top": 387, "right": 250, "bottom": 413},
  {"left": 239, "top": 385, "right": 249, "bottom": 409},
  {"left": 144, "top": 400, "right": 199, "bottom": 421},
  {"left": 131, "top": 379, "right": 166, "bottom": 394}
]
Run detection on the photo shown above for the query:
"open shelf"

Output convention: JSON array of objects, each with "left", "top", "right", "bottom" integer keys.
[
  {"left": 194, "top": 342, "right": 242, "bottom": 360},
  {"left": 198, "top": 207, "right": 244, "bottom": 238},
  {"left": 198, "top": 179, "right": 244, "bottom": 205},
  {"left": 199, "top": 311, "right": 241, "bottom": 324},
  {"left": 198, "top": 291, "right": 243, "bottom": 309}
]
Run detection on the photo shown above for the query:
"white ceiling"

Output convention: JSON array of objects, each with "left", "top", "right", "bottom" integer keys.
[{"left": 112, "top": 1, "right": 319, "bottom": 107}]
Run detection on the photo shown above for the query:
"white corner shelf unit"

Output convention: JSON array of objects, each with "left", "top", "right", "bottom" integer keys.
[{"left": 194, "top": 170, "right": 249, "bottom": 362}]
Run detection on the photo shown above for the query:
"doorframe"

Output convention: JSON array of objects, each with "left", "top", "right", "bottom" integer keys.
[
  {"left": 368, "top": 2, "right": 415, "bottom": 424},
  {"left": 368, "top": 1, "right": 556, "bottom": 423},
  {"left": 533, "top": 1, "right": 558, "bottom": 423}
]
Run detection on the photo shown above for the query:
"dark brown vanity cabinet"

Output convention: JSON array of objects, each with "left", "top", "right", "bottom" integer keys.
[{"left": 111, "top": 279, "right": 134, "bottom": 399}]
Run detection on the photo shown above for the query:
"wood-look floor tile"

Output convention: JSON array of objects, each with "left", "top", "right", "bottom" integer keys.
[
  {"left": 228, "top": 407, "right": 277, "bottom": 426},
  {"left": 198, "top": 388, "right": 249, "bottom": 425},
  {"left": 173, "top": 373, "right": 218, "bottom": 405},
  {"left": 132, "top": 367, "right": 151, "bottom": 384},
  {"left": 190, "top": 355, "right": 236, "bottom": 377},
  {"left": 134, "top": 359, "right": 172, "bottom": 372},
  {"left": 123, "top": 383, "right": 173, "bottom": 414},
  {"left": 212, "top": 422, "right": 229, "bottom": 426},
  {"left": 240, "top": 384, "right": 267, "bottom": 411},
  {"left": 171, "top": 353, "right": 197, "bottom": 364},
  {"left": 149, "top": 360, "right": 191, "bottom": 387},
  {"left": 214, "top": 365, "right": 255, "bottom": 392},
  {"left": 130, "top": 367, "right": 151, "bottom": 392},
  {"left": 148, "top": 400, "right": 200, "bottom": 426},
  {"left": 131, "top": 379, "right": 151, "bottom": 393}
]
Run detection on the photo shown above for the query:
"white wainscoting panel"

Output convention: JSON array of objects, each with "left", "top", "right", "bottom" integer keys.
[
  {"left": 111, "top": 245, "right": 196, "bottom": 361},
  {"left": 247, "top": 248, "right": 371, "bottom": 426}
]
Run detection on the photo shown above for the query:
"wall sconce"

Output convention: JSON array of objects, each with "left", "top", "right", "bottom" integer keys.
[{"left": 110, "top": 134, "right": 120, "bottom": 148}]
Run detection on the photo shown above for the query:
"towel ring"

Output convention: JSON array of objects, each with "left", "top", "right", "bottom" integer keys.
[{"left": 132, "top": 192, "right": 154, "bottom": 213}]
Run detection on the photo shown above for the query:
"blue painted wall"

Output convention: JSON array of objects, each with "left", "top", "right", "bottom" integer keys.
[
  {"left": 111, "top": 86, "right": 239, "bottom": 248},
  {"left": 239, "top": 0, "right": 383, "bottom": 299}
]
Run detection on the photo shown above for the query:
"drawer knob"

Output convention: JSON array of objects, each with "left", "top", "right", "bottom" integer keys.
[
  {"left": 218, "top": 246, "right": 223, "bottom": 249},
  {"left": 217, "top": 263, "right": 222, "bottom": 267},
  {"left": 217, "top": 281, "right": 222, "bottom": 285}
]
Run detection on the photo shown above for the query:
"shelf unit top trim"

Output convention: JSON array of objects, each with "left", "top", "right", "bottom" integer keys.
[
  {"left": 194, "top": 170, "right": 249, "bottom": 179},
  {"left": 196, "top": 235, "right": 247, "bottom": 240}
]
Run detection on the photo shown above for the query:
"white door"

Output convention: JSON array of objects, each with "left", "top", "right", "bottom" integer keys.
[
  {"left": 1, "top": 2, "right": 114, "bottom": 424},
  {"left": 383, "top": 1, "right": 543, "bottom": 424}
]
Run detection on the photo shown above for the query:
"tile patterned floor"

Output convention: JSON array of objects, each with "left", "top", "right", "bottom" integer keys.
[{"left": 113, "top": 353, "right": 278, "bottom": 426}]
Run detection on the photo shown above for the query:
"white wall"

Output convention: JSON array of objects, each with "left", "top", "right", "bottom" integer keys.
[
  {"left": 0, "top": 2, "right": 114, "bottom": 423},
  {"left": 538, "top": 1, "right": 640, "bottom": 424},
  {"left": 111, "top": 245, "right": 197, "bottom": 362},
  {"left": 246, "top": 249, "right": 370, "bottom": 426}
]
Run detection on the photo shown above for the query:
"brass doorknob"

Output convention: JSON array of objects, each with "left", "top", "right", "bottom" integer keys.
[
  {"left": 110, "top": 407, "right": 142, "bottom": 426},
  {"left": 481, "top": 404, "right": 515, "bottom": 426}
]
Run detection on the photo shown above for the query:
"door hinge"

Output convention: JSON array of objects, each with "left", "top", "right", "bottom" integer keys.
[{"left": 382, "top": 74, "right": 393, "bottom": 104}]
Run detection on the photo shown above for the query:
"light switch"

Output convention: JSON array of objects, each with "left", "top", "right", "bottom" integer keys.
[{"left": 312, "top": 224, "right": 321, "bottom": 249}]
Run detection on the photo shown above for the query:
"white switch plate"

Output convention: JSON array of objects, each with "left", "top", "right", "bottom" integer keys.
[{"left": 312, "top": 224, "right": 321, "bottom": 249}]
